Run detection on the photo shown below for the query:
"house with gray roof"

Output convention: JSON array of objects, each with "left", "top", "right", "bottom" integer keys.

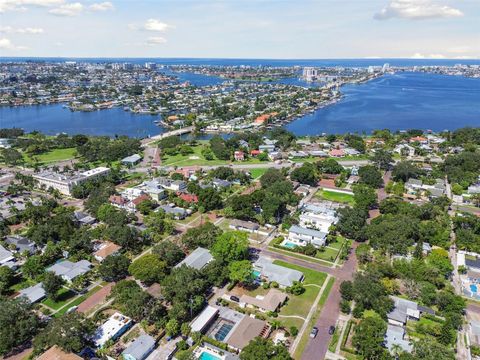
[
  {"left": 17, "top": 282, "right": 46, "bottom": 303},
  {"left": 122, "top": 334, "right": 155, "bottom": 360},
  {"left": 175, "top": 247, "right": 213, "bottom": 270},
  {"left": 254, "top": 256, "right": 303, "bottom": 288},
  {"left": 47, "top": 260, "right": 92, "bottom": 282},
  {"left": 387, "top": 297, "right": 420, "bottom": 326},
  {"left": 4, "top": 235, "right": 36, "bottom": 255},
  {"left": 288, "top": 225, "right": 327, "bottom": 248},
  {"left": 158, "top": 205, "right": 188, "bottom": 219},
  {"left": 385, "top": 324, "right": 412, "bottom": 354},
  {"left": 0, "top": 245, "right": 14, "bottom": 266},
  {"left": 121, "top": 154, "right": 142, "bottom": 167}
]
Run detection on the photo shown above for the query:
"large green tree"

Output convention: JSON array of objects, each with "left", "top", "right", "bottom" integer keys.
[
  {"left": 352, "top": 315, "right": 388, "bottom": 359},
  {"left": 98, "top": 254, "right": 131, "bottom": 282},
  {"left": 240, "top": 338, "right": 292, "bottom": 360},
  {"left": 128, "top": 254, "right": 167, "bottom": 285},
  {"left": 43, "top": 272, "right": 64, "bottom": 301},
  {"left": 211, "top": 231, "right": 249, "bottom": 263},
  {"left": 33, "top": 312, "right": 94, "bottom": 354},
  {"left": 0, "top": 298, "right": 39, "bottom": 356}
]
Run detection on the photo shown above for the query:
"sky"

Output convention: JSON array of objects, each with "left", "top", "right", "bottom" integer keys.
[{"left": 0, "top": 0, "right": 479, "bottom": 59}]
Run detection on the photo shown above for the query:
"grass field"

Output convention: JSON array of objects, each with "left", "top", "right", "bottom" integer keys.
[
  {"left": 24, "top": 148, "right": 77, "bottom": 165},
  {"left": 161, "top": 144, "right": 267, "bottom": 167},
  {"left": 316, "top": 189, "right": 355, "bottom": 205}
]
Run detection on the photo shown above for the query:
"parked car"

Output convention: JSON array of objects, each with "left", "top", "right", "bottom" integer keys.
[
  {"left": 230, "top": 295, "right": 240, "bottom": 302},
  {"left": 328, "top": 325, "right": 335, "bottom": 335},
  {"left": 310, "top": 327, "right": 318, "bottom": 338}
]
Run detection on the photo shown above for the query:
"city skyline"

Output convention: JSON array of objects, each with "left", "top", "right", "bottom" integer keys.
[{"left": 0, "top": 0, "right": 479, "bottom": 59}]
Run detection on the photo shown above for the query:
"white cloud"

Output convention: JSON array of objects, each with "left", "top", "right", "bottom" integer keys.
[
  {"left": 0, "top": 26, "right": 44, "bottom": 34},
  {"left": 146, "top": 36, "right": 167, "bottom": 45},
  {"left": 143, "top": 19, "right": 172, "bottom": 32},
  {"left": 49, "top": 2, "right": 83, "bottom": 16},
  {"left": 410, "top": 52, "right": 446, "bottom": 59},
  {"left": 89, "top": 1, "right": 114, "bottom": 11},
  {"left": 0, "top": 38, "right": 27, "bottom": 50},
  {"left": 0, "top": 0, "right": 64, "bottom": 13},
  {"left": 374, "top": 0, "right": 463, "bottom": 20}
]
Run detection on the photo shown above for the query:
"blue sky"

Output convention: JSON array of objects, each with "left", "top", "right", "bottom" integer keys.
[{"left": 0, "top": 0, "right": 478, "bottom": 58}]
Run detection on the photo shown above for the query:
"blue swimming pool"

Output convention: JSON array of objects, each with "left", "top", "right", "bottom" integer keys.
[
  {"left": 199, "top": 351, "right": 222, "bottom": 360},
  {"left": 283, "top": 241, "right": 298, "bottom": 249},
  {"left": 471, "top": 284, "right": 478, "bottom": 293},
  {"left": 252, "top": 270, "right": 261, "bottom": 278}
]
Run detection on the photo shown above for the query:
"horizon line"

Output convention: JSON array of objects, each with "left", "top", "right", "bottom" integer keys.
[{"left": 0, "top": 56, "right": 479, "bottom": 61}]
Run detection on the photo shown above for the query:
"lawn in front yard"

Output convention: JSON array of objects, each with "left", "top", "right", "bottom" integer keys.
[
  {"left": 55, "top": 285, "right": 102, "bottom": 316},
  {"left": 249, "top": 167, "right": 269, "bottom": 179},
  {"left": 315, "top": 189, "right": 355, "bottom": 205},
  {"left": 327, "top": 236, "right": 347, "bottom": 250},
  {"left": 272, "top": 260, "right": 327, "bottom": 319},
  {"left": 42, "top": 288, "right": 76, "bottom": 310},
  {"left": 316, "top": 247, "right": 340, "bottom": 262}
]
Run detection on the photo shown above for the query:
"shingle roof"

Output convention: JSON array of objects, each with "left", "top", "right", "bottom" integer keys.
[
  {"left": 254, "top": 257, "right": 304, "bottom": 287},
  {"left": 289, "top": 225, "right": 327, "bottom": 239},
  {"left": 122, "top": 334, "right": 155, "bottom": 360},
  {"left": 175, "top": 247, "right": 213, "bottom": 270},
  {"left": 225, "top": 316, "right": 268, "bottom": 350},
  {"left": 17, "top": 282, "right": 46, "bottom": 303},
  {"left": 240, "top": 289, "right": 287, "bottom": 312}
]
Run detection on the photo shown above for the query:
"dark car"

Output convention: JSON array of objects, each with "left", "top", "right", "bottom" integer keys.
[
  {"left": 230, "top": 295, "right": 240, "bottom": 302},
  {"left": 310, "top": 327, "right": 318, "bottom": 338},
  {"left": 329, "top": 325, "right": 335, "bottom": 335}
]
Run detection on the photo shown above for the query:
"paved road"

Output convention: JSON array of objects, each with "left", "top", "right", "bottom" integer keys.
[
  {"left": 299, "top": 169, "right": 391, "bottom": 359},
  {"left": 253, "top": 243, "right": 358, "bottom": 360},
  {"left": 301, "top": 243, "right": 358, "bottom": 360}
]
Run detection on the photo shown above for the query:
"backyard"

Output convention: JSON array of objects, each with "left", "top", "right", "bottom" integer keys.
[{"left": 315, "top": 188, "right": 355, "bottom": 205}]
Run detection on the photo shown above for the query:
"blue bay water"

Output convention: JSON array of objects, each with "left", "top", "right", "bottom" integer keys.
[
  {"left": 1, "top": 57, "right": 480, "bottom": 136},
  {"left": 287, "top": 72, "right": 480, "bottom": 135},
  {"left": 0, "top": 105, "right": 161, "bottom": 137}
]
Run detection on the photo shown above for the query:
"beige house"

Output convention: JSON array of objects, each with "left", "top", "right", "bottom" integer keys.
[{"left": 239, "top": 289, "right": 287, "bottom": 313}]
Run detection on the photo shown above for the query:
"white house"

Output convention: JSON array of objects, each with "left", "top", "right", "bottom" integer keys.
[
  {"left": 288, "top": 225, "right": 327, "bottom": 247},
  {"left": 93, "top": 312, "right": 132, "bottom": 348}
]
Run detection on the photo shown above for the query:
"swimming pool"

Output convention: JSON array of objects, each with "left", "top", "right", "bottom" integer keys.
[
  {"left": 252, "top": 270, "right": 261, "bottom": 278},
  {"left": 471, "top": 284, "right": 478, "bottom": 293},
  {"left": 199, "top": 351, "right": 222, "bottom": 360},
  {"left": 214, "top": 323, "right": 233, "bottom": 341},
  {"left": 283, "top": 241, "right": 298, "bottom": 249}
]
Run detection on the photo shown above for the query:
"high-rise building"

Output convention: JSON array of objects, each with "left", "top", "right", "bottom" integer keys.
[
  {"left": 145, "top": 62, "right": 157, "bottom": 70},
  {"left": 302, "top": 67, "right": 318, "bottom": 81}
]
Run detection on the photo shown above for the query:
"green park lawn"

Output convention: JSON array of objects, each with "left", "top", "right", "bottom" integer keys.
[
  {"left": 316, "top": 189, "right": 355, "bottom": 205},
  {"left": 23, "top": 147, "right": 77, "bottom": 165},
  {"left": 161, "top": 144, "right": 267, "bottom": 167},
  {"left": 161, "top": 145, "right": 230, "bottom": 166}
]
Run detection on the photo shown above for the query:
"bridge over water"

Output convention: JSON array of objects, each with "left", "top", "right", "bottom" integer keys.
[{"left": 141, "top": 126, "right": 195, "bottom": 146}]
